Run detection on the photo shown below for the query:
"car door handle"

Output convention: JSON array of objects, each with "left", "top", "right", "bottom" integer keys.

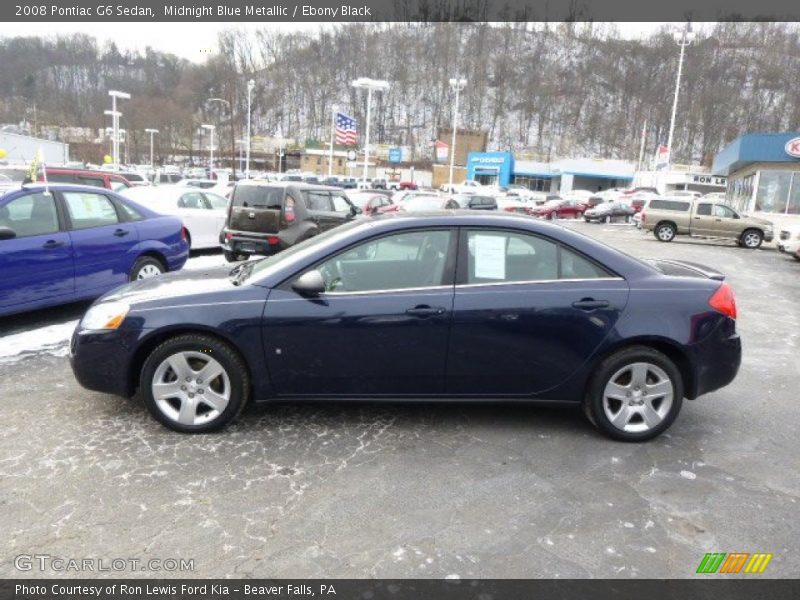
[
  {"left": 406, "top": 305, "right": 446, "bottom": 317},
  {"left": 113, "top": 228, "right": 130, "bottom": 237},
  {"left": 572, "top": 298, "right": 609, "bottom": 310},
  {"left": 42, "top": 239, "right": 65, "bottom": 249}
]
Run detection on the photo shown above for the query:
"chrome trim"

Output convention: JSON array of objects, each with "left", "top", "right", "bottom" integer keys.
[
  {"left": 135, "top": 300, "right": 266, "bottom": 312},
  {"left": 455, "top": 277, "right": 625, "bottom": 289},
  {"left": 320, "top": 285, "right": 454, "bottom": 297}
]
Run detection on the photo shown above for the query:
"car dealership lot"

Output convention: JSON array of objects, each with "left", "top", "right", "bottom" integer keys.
[{"left": 1, "top": 225, "right": 798, "bottom": 578}]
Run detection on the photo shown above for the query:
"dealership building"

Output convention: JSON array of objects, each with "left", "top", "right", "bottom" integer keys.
[
  {"left": 713, "top": 132, "right": 800, "bottom": 228},
  {"left": 466, "top": 151, "right": 635, "bottom": 194}
]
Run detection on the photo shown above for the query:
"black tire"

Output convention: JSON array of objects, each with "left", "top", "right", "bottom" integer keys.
[
  {"left": 129, "top": 256, "right": 165, "bottom": 281},
  {"left": 740, "top": 228, "right": 763, "bottom": 249},
  {"left": 140, "top": 334, "right": 250, "bottom": 433},
  {"left": 654, "top": 222, "right": 676, "bottom": 242},
  {"left": 583, "top": 345, "right": 684, "bottom": 442},
  {"left": 224, "top": 250, "right": 250, "bottom": 263}
]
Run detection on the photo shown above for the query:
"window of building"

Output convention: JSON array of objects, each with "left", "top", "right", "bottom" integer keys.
[
  {"left": 755, "top": 171, "right": 792, "bottom": 214},
  {"left": 512, "top": 176, "right": 551, "bottom": 192}
]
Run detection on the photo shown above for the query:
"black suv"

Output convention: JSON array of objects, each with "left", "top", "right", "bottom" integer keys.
[{"left": 221, "top": 182, "right": 360, "bottom": 262}]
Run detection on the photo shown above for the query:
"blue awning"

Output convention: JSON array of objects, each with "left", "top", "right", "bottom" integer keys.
[{"left": 713, "top": 132, "right": 800, "bottom": 176}]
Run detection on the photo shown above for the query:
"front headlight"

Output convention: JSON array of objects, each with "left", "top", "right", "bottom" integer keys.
[{"left": 80, "top": 302, "right": 130, "bottom": 331}]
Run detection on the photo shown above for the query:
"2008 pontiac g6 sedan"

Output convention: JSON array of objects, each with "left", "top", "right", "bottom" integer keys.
[{"left": 70, "top": 212, "right": 741, "bottom": 441}]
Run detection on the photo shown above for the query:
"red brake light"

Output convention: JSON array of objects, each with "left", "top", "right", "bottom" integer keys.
[
  {"left": 709, "top": 282, "right": 737, "bottom": 319},
  {"left": 641, "top": 211, "right": 646, "bottom": 223},
  {"left": 180, "top": 226, "right": 188, "bottom": 241},
  {"left": 225, "top": 232, "right": 233, "bottom": 241},
  {"left": 285, "top": 197, "right": 296, "bottom": 222},
  {"left": 267, "top": 236, "right": 280, "bottom": 245}
]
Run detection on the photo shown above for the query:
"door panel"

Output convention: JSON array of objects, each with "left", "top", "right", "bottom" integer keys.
[
  {"left": 692, "top": 202, "right": 716, "bottom": 236},
  {"left": 62, "top": 191, "right": 139, "bottom": 292},
  {"left": 0, "top": 192, "right": 74, "bottom": 310},
  {"left": 446, "top": 228, "right": 629, "bottom": 395}
]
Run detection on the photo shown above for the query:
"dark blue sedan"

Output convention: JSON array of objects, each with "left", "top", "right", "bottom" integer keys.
[
  {"left": 70, "top": 212, "right": 741, "bottom": 441},
  {"left": 0, "top": 184, "right": 189, "bottom": 317}
]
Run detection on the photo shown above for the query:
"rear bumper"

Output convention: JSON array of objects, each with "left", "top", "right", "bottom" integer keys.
[
  {"left": 221, "top": 229, "right": 285, "bottom": 256},
  {"left": 686, "top": 317, "right": 742, "bottom": 399}
]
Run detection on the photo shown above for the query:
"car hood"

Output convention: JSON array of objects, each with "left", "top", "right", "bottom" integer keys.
[
  {"left": 100, "top": 264, "right": 245, "bottom": 307},
  {"left": 741, "top": 215, "right": 774, "bottom": 227}
]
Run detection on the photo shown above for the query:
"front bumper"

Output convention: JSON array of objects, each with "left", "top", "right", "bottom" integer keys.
[
  {"left": 69, "top": 325, "right": 142, "bottom": 397},
  {"left": 764, "top": 230, "right": 774, "bottom": 242}
]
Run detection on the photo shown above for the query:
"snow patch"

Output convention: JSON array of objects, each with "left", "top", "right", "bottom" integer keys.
[{"left": 0, "top": 320, "right": 78, "bottom": 365}]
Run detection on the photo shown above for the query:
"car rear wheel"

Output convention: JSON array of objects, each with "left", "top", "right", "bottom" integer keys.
[
  {"left": 224, "top": 250, "right": 250, "bottom": 262},
  {"left": 740, "top": 229, "right": 763, "bottom": 249},
  {"left": 583, "top": 346, "right": 683, "bottom": 442},
  {"left": 140, "top": 334, "right": 250, "bottom": 433},
  {"left": 130, "top": 256, "right": 165, "bottom": 281},
  {"left": 654, "top": 222, "right": 676, "bottom": 242}
]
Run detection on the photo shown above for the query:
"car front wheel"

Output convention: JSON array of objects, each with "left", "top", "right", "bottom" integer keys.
[
  {"left": 583, "top": 346, "right": 683, "bottom": 442},
  {"left": 740, "top": 229, "right": 763, "bottom": 249},
  {"left": 224, "top": 250, "right": 250, "bottom": 262},
  {"left": 130, "top": 256, "right": 165, "bottom": 281},
  {"left": 140, "top": 334, "right": 250, "bottom": 433}
]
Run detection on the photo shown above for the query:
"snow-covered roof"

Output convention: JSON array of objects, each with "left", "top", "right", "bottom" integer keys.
[{"left": 551, "top": 158, "right": 635, "bottom": 178}]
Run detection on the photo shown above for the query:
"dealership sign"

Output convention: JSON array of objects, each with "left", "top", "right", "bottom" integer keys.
[{"left": 785, "top": 137, "right": 800, "bottom": 158}]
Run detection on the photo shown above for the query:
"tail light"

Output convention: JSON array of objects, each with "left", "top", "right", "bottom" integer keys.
[
  {"left": 504, "top": 207, "right": 517, "bottom": 213},
  {"left": 225, "top": 232, "right": 233, "bottom": 241},
  {"left": 267, "top": 236, "right": 280, "bottom": 245},
  {"left": 709, "top": 282, "right": 737, "bottom": 319},
  {"left": 640, "top": 211, "right": 646, "bottom": 223},
  {"left": 180, "top": 226, "right": 188, "bottom": 241},
  {"left": 284, "top": 197, "right": 296, "bottom": 222}
]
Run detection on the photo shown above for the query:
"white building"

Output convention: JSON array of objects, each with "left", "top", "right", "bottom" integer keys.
[{"left": 0, "top": 131, "right": 69, "bottom": 165}]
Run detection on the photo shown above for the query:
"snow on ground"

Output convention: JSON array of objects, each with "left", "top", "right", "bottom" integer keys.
[
  {"left": 0, "top": 320, "right": 79, "bottom": 366},
  {"left": 182, "top": 252, "right": 229, "bottom": 271}
]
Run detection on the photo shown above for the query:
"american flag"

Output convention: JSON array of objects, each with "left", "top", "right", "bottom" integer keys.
[{"left": 335, "top": 112, "right": 358, "bottom": 146}]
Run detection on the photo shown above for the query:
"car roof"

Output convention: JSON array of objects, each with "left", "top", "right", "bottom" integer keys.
[{"left": 235, "top": 180, "right": 340, "bottom": 191}]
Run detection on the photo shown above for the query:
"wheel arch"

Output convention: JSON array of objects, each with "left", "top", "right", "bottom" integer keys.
[
  {"left": 127, "top": 326, "right": 254, "bottom": 399},
  {"left": 586, "top": 336, "right": 696, "bottom": 400}
]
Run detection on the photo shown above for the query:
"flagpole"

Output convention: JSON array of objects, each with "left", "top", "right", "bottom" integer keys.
[{"left": 329, "top": 106, "right": 337, "bottom": 178}]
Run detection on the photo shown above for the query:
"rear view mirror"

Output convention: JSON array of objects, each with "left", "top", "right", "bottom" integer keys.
[
  {"left": 292, "top": 270, "right": 326, "bottom": 296},
  {"left": 351, "top": 204, "right": 363, "bottom": 216},
  {"left": 0, "top": 226, "right": 16, "bottom": 240}
]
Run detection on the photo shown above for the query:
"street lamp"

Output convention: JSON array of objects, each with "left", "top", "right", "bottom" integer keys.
[
  {"left": 666, "top": 23, "right": 694, "bottom": 169},
  {"left": 275, "top": 127, "right": 284, "bottom": 174},
  {"left": 144, "top": 128, "right": 159, "bottom": 168},
  {"left": 352, "top": 77, "right": 390, "bottom": 184},
  {"left": 201, "top": 124, "right": 215, "bottom": 175},
  {"left": 448, "top": 77, "right": 467, "bottom": 188},
  {"left": 107, "top": 90, "right": 130, "bottom": 171},
  {"left": 246, "top": 79, "right": 255, "bottom": 179}
]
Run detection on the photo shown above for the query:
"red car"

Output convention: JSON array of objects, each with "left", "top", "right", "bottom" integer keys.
[
  {"left": 529, "top": 198, "right": 585, "bottom": 220},
  {"left": 346, "top": 191, "right": 398, "bottom": 216},
  {"left": 39, "top": 167, "right": 132, "bottom": 192}
]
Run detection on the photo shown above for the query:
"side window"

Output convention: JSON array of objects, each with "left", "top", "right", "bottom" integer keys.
[
  {"left": 331, "top": 193, "right": 352, "bottom": 213},
  {"left": 118, "top": 201, "right": 144, "bottom": 221},
  {"left": 178, "top": 192, "right": 205, "bottom": 209},
  {"left": 63, "top": 192, "right": 119, "bottom": 230},
  {"left": 305, "top": 191, "right": 333, "bottom": 211},
  {"left": 312, "top": 230, "right": 452, "bottom": 293},
  {"left": 714, "top": 204, "right": 736, "bottom": 218},
  {"left": 465, "top": 230, "right": 611, "bottom": 284},
  {"left": 0, "top": 193, "right": 59, "bottom": 237},
  {"left": 696, "top": 203, "right": 712, "bottom": 216}
]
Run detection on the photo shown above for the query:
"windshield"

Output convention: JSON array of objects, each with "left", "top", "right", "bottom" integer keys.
[
  {"left": 241, "top": 220, "right": 364, "bottom": 283},
  {"left": 542, "top": 200, "right": 562, "bottom": 208},
  {"left": 205, "top": 193, "right": 229, "bottom": 209}
]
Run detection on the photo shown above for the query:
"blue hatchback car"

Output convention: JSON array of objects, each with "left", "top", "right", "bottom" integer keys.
[
  {"left": 0, "top": 184, "right": 189, "bottom": 317},
  {"left": 70, "top": 212, "right": 741, "bottom": 441}
]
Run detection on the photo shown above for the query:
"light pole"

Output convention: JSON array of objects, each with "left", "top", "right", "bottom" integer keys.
[
  {"left": 246, "top": 79, "right": 255, "bottom": 179},
  {"left": 666, "top": 23, "right": 694, "bottom": 170},
  {"left": 107, "top": 90, "right": 130, "bottom": 171},
  {"left": 145, "top": 128, "right": 159, "bottom": 168},
  {"left": 352, "top": 77, "right": 390, "bottom": 184},
  {"left": 201, "top": 124, "right": 215, "bottom": 176},
  {"left": 276, "top": 128, "right": 284, "bottom": 174},
  {"left": 448, "top": 77, "right": 467, "bottom": 188}
]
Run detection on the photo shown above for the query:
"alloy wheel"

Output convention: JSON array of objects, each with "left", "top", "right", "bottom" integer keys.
[
  {"left": 137, "top": 264, "right": 163, "bottom": 279},
  {"left": 743, "top": 231, "right": 761, "bottom": 248},
  {"left": 602, "top": 362, "right": 674, "bottom": 433},
  {"left": 151, "top": 351, "right": 231, "bottom": 426}
]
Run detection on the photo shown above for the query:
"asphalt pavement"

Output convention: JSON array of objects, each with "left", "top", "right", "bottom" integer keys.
[{"left": 1, "top": 224, "right": 798, "bottom": 578}]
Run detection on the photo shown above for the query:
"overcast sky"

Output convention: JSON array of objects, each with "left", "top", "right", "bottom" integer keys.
[{"left": 3, "top": 22, "right": 679, "bottom": 62}]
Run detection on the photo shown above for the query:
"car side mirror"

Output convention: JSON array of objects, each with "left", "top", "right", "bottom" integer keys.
[
  {"left": 0, "top": 226, "right": 16, "bottom": 240},
  {"left": 292, "top": 270, "right": 326, "bottom": 296},
  {"left": 351, "top": 204, "right": 362, "bottom": 216}
]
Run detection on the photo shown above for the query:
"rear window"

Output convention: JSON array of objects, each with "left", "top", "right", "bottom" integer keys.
[
  {"left": 649, "top": 199, "right": 691, "bottom": 211},
  {"left": 232, "top": 185, "right": 283, "bottom": 209}
]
